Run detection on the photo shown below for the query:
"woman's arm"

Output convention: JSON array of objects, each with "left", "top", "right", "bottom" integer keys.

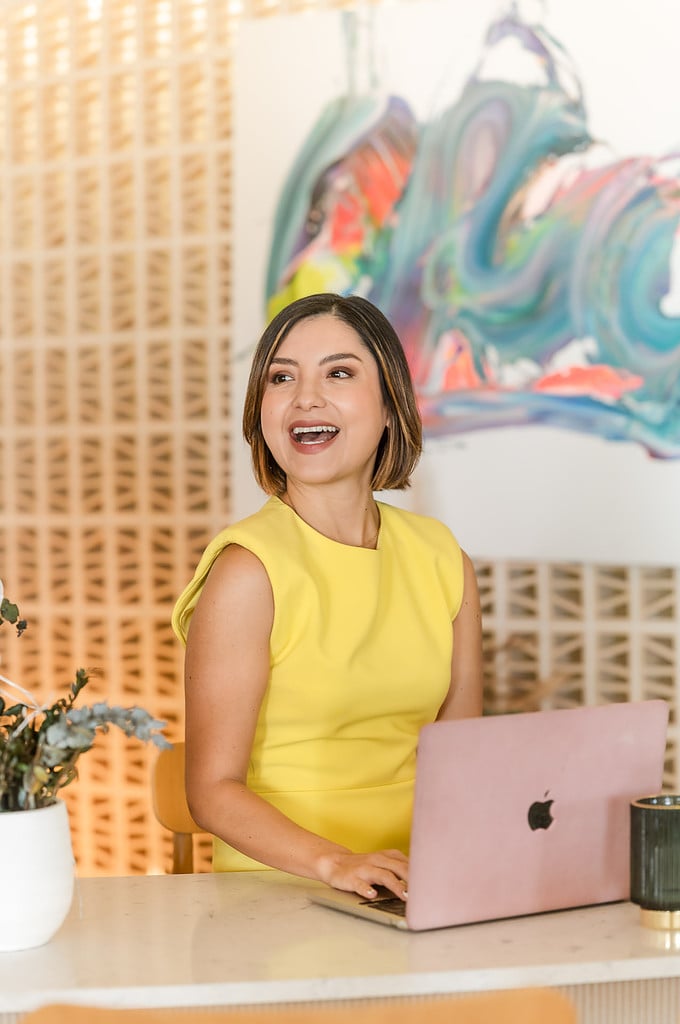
[
  {"left": 437, "top": 551, "right": 484, "bottom": 720},
  {"left": 184, "top": 543, "right": 408, "bottom": 899}
]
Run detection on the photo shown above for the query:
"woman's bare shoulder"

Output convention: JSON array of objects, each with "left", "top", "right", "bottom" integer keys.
[
  {"left": 190, "top": 542, "right": 273, "bottom": 630},
  {"left": 211, "top": 540, "right": 271, "bottom": 594}
]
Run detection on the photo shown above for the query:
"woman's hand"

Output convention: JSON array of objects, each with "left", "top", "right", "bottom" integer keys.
[{"left": 315, "top": 848, "right": 409, "bottom": 900}]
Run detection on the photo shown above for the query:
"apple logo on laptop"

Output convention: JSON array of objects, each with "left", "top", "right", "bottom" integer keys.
[{"left": 528, "top": 792, "right": 554, "bottom": 831}]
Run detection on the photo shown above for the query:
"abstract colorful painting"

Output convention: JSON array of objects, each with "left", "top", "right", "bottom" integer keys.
[
  {"left": 233, "top": 0, "right": 680, "bottom": 563},
  {"left": 265, "top": 8, "right": 680, "bottom": 459}
]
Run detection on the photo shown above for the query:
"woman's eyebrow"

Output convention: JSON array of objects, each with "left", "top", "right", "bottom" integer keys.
[
  {"left": 270, "top": 352, "right": 363, "bottom": 366},
  {"left": 319, "top": 352, "right": 363, "bottom": 365}
]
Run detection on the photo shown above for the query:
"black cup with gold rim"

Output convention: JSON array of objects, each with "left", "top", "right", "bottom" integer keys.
[{"left": 630, "top": 794, "right": 680, "bottom": 930}]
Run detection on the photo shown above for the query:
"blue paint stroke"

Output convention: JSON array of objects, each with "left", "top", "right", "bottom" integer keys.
[{"left": 265, "top": 9, "right": 680, "bottom": 457}]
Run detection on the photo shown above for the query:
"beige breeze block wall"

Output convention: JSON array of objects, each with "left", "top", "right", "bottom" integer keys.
[{"left": 0, "top": 0, "right": 677, "bottom": 876}]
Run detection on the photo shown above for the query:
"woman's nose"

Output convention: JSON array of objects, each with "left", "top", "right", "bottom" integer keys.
[{"left": 293, "top": 380, "right": 325, "bottom": 409}]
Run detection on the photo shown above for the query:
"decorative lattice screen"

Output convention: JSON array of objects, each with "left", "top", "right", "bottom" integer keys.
[{"left": 0, "top": 0, "right": 677, "bottom": 876}]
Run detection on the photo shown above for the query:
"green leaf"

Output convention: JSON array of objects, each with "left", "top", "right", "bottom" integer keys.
[
  {"left": 70, "top": 669, "right": 89, "bottom": 701},
  {"left": 0, "top": 598, "right": 19, "bottom": 624},
  {"left": 3, "top": 703, "right": 26, "bottom": 718}
]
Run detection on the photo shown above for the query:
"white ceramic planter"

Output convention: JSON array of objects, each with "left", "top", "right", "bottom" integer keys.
[{"left": 0, "top": 799, "right": 75, "bottom": 952}]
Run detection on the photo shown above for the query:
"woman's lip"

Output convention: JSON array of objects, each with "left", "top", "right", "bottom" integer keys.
[{"left": 288, "top": 424, "right": 340, "bottom": 448}]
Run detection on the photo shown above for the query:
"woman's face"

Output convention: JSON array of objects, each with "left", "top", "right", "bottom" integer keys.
[{"left": 260, "top": 314, "right": 388, "bottom": 492}]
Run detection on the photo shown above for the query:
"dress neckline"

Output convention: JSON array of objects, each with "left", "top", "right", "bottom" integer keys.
[{"left": 270, "top": 495, "right": 383, "bottom": 553}]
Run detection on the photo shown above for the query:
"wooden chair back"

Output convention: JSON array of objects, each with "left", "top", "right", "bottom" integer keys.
[
  {"left": 151, "top": 741, "right": 204, "bottom": 873},
  {"left": 21, "top": 988, "right": 578, "bottom": 1024}
]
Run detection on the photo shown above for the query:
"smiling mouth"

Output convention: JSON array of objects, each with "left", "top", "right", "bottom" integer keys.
[{"left": 291, "top": 425, "right": 339, "bottom": 445}]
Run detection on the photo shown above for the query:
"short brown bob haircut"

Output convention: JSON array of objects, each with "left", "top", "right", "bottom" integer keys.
[{"left": 243, "top": 293, "right": 422, "bottom": 495}]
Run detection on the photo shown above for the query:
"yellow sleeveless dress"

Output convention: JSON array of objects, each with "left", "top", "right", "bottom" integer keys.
[{"left": 172, "top": 496, "right": 464, "bottom": 871}]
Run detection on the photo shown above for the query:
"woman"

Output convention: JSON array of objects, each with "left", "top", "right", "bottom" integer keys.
[{"left": 172, "top": 293, "right": 483, "bottom": 900}]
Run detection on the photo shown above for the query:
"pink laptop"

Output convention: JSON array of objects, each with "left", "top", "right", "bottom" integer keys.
[{"left": 310, "top": 700, "right": 669, "bottom": 931}]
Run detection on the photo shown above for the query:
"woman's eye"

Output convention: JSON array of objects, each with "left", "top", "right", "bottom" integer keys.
[
  {"left": 328, "top": 367, "right": 352, "bottom": 379},
  {"left": 270, "top": 372, "right": 293, "bottom": 385}
]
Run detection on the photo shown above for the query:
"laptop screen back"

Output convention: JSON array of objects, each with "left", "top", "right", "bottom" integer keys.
[{"left": 406, "top": 700, "right": 668, "bottom": 930}]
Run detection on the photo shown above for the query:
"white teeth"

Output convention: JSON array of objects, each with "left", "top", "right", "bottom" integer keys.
[{"left": 292, "top": 425, "right": 338, "bottom": 435}]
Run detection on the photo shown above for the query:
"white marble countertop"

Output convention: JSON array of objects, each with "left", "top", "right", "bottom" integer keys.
[{"left": 1, "top": 871, "right": 680, "bottom": 1014}]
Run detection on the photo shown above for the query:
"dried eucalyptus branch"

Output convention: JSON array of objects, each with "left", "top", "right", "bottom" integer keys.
[{"left": 0, "top": 585, "right": 169, "bottom": 812}]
